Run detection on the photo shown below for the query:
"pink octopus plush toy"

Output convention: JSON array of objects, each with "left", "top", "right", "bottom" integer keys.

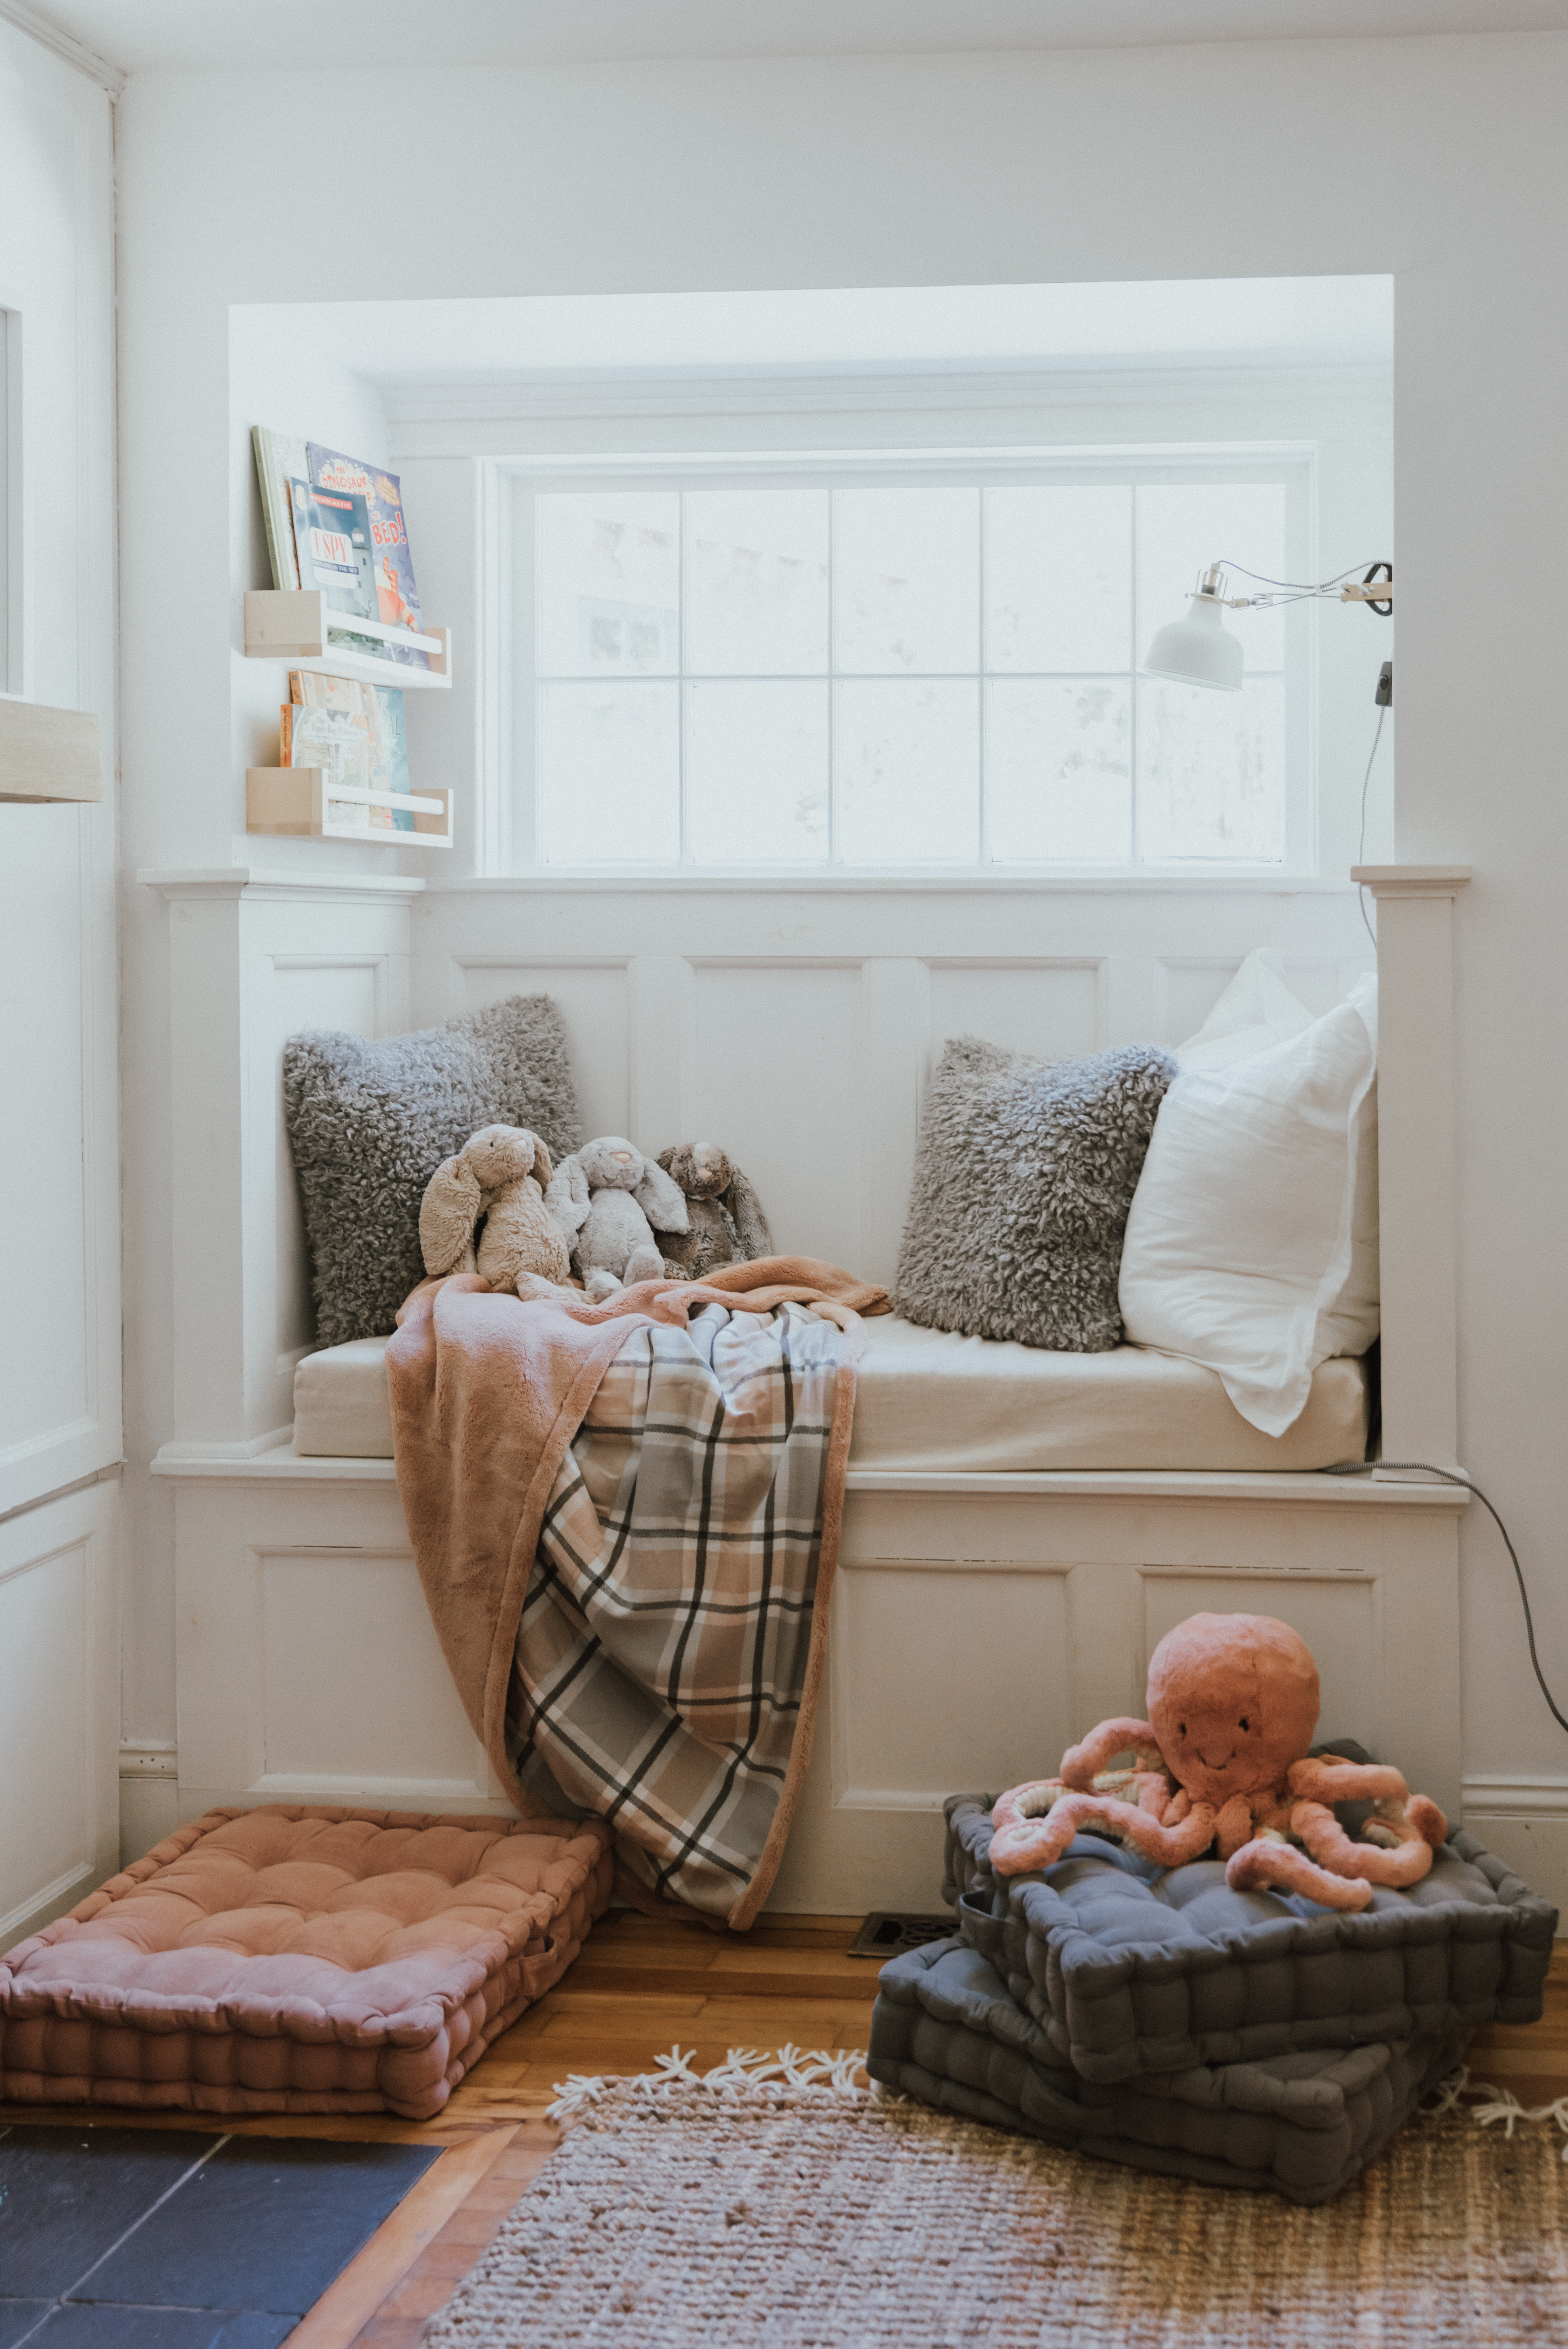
[{"left": 990, "top": 1611, "right": 1447, "bottom": 1914}]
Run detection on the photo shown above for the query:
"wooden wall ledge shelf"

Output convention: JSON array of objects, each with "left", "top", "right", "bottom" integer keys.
[
  {"left": 247, "top": 766, "right": 453, "bottom": 847},
  {"left": 0, "top": 697, "right": 102, "bottom": 802},
  {"left": 243, "top": 589, "right": 451, "bottom": 689}
]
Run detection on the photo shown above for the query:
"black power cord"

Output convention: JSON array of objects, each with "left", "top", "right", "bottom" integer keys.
[{"left": 1322, "top": 1460, "right": 1568, "bottom": 1736}]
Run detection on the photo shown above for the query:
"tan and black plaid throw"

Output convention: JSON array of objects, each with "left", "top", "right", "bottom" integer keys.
[{"left": 506, "top": 1300, "right": 850, "bottom": 1920}]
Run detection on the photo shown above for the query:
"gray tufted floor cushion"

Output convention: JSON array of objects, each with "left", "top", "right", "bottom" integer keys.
[
  {"left": 944, "top": 1790, "right": 1556, "bottom": 2085},
  {"left": 870, "top": 1936, "right": 1470, "bottom": 2205}
]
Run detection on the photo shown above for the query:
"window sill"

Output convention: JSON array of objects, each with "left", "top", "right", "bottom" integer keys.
[{"left": 431, "top": 869, "right": 1356, "bottom": 895}]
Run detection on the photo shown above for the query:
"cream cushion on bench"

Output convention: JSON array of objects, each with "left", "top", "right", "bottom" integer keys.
[{"left": 292, "top": 1313, "right": 1368, "bottom": 1472}]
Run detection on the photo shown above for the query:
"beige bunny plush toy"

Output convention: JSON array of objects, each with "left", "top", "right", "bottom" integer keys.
[
  {"left": 545, "top": 1135, "right": 689, "bottom": 1302},
  {"left": 419, "top": 1124, "right": 573, "bottom": 1300}
]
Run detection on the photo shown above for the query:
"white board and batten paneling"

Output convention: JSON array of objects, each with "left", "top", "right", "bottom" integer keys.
[
  {"left": 421, "top": 877, "right": 1376, "bottom": 1289},
  {"left": 0, "top": 21, "right": 121, "bottom": 1942},
  {"left": 149, "top": 868, "right": 1482, "bottom": 1912}
]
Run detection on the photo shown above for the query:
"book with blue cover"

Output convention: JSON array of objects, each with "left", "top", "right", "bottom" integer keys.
[
  {"left": 308, "top": 444, "right": 430, "bottom": 670},
  {"left": 289, "top": 477, "right": 383, "bottom": 659}
]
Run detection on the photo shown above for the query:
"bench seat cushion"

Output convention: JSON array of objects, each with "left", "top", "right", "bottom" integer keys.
[
  {"left": 943, "top": 1796, "right": 1556, "bottom": 2085},
  {"left": 0, "top": 1805, "right": 613, "bottom": 2120},
  {"left": 870, "top": 1936, "right": 1467, "bottom": 2205},
  {"left": 293, "top": 1315, "right": 1370, "bottom": 1472}
]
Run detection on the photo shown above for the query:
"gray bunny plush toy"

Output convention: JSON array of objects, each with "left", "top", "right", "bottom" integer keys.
[
  {"left": 545, "top": 1135, "right": 689, "bottom": 1301},
  {"left": 655, "top": 1143, "right": 774, "bottom": 1280}
]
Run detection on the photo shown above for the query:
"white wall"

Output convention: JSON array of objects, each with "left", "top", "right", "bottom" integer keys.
[
  {"left": 0, "top": 18, "right": 122, "bottom": 1932},
  {"left": 116, "top": 37, "right": 1568, "bottom": 1871}
]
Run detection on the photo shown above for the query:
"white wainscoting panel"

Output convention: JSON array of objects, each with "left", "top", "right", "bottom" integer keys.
[
  {"left": 451, "top": 958, "right": 633, "bottom": 1144},
  {"left": 408, "top": 882, "right": 1376, "bottom": 1294},
  {"left": 690, "top": 961, "right": 866, "bottom": 1268},
  {"left": 0, "top": 1479, "right": 120, "bottom": 1944},
  {"left": 257, "top": 1549, "right": 484, "bottom": 1796},
  {"left": 169, "top": 1472, "right": 511, "bottom": 1818},
  {"left": 831, "top": 1558, "right": 1073, "bottom": 1811},
  {"left": 926, "top": 959, "right": 1103, "bottom": 1063}
]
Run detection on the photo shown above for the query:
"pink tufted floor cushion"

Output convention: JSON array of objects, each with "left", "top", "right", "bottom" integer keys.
[{"left": 0, "top": 1805, "right": 614, "bottom": 2121}]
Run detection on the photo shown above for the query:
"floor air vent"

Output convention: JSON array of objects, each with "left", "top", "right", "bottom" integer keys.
[{"left": 847, "top": 1911, "right": 954, "bottom": 1959}]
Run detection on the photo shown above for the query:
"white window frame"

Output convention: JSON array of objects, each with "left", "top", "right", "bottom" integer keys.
[{"left": 488, "top": 439, "right": 1319, "bottom": 882}]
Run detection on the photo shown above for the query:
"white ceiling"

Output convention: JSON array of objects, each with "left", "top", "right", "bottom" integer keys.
[
  {"left": 257, "top": 278, "right": 1393, "bottom": 387},
  {"left": 20, "top": 0, "right": 1568, "bottom": 77}
]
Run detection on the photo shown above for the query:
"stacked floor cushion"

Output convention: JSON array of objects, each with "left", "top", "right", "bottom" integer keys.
[
  {"left": 868, "top": 1789, "right": 1557, "bottom": 2202},
  {"left": 871, "top": 1936, "right": 1470, "bottom": 2204},
  {"left": 0, "top": 1804, "right": 613, "bottom": 2120},
  {"left": 942, "top": 1793, "right": 1556, "bottom": 2079}
]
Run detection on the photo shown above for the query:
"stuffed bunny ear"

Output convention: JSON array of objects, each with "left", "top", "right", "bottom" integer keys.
[
  {"left": 633, "top": 1157, "right": 690, "bottom": 1235},
  {"left": 419, "top": 1155, "right": 483, "bottom": 1276},
  {"left": 724, "top": 1166, "right": 775, "bottom": 1261},
  {"left": 544, "top": 1153, "right": 592, "bottom": 1237},
  {"left": 529, "top": 1135, "right": 555, "bottom": 1187}
]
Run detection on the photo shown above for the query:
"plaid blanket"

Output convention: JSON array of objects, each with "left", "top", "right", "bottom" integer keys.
[{"left": 506, "top": 1300, "right": 855, "bottom": 1921}]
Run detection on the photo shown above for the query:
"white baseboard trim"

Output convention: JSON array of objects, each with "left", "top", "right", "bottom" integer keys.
[
  {"left": 1461, "top": 1778, "right": 1568, "bottom": 1925},
  {"left": 0, "top": 1858, "right": 97, "bottom": 1946}
]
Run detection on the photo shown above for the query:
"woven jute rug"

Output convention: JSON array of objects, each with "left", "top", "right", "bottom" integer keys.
[{"left": 424, "top": 2050, "right": 1568, "bottom": 2348}]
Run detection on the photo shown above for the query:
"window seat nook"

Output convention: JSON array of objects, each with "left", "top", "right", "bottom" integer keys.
[
  {"left": 143, "top": 863, "right": 1471, "bottom": 1914},
  {"left": 291, "top": 1318, "right": 1369, "bottom": 1474}
]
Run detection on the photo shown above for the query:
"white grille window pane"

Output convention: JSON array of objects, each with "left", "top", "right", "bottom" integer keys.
[
  {"left": 833, "top": 488, "right": 979, "bottom": 674},
  {"left": 985, "top": 679, "right": 1132, "bottom": 863},
  {"left": 536, "top": 491, "right": 680, "bottom": 677},
  {"left": 1136, "top": 675, "right": 1286, "bottom": 862},
  {"left": 984, "top": 487, "right": 1132, "bottom": 673},
  {"left": 686, "top": 682, "right": 829, "bottom": 863},
  {"left": 834, "top": 679, "right": 979, "bottom": 862},
  {"left": 1136, "top": 483, "right": 1288, "bottom": 672},
  {"left": 536, "top": 681, "right": 680, "bottom": 863},
  {"left": 684, "top": 491, "right": 829, "bottom": 676}
]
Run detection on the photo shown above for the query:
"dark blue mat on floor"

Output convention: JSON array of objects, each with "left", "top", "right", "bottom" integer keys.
[{"left": 0, "top": 2121, "right": 439, "bottom": 2345}]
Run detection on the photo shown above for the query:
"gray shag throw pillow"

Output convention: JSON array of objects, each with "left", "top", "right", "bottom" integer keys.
[
  {"left": 896, "top": 1035, "right": 1177, "bottom": 1351},
  {"left": 284, "top": 994, "right": 581, "bottom": 1347}
]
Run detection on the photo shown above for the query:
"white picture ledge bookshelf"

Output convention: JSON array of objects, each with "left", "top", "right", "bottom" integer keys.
[
  {"left": 242, "top": 589, "right": 455, "bottom": 847},
  {"left": 243, "top": 589, "right": 451, "bottom": 689}
]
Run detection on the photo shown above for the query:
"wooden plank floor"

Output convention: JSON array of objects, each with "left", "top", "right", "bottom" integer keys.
[{"left": 5, "top": 1913, "right": 1564, "bottom": 2349}]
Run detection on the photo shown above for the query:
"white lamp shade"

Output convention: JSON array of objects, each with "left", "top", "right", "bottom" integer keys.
[{"left": 1142, "top": 595, "right": 1244, "bottom": 693}]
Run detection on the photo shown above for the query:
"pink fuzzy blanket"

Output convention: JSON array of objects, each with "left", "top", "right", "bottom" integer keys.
[{"left": 387, "top": 1258, "right": 887, "bottom": 1926}]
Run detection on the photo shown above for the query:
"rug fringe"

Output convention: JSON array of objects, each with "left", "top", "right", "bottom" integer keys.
[
  {"left": 1424, "top": 2063, "right": 1568, "bottom": 2160},
  {"left": 548, "top": 2043, "right": 868, "bottom": 2124}
]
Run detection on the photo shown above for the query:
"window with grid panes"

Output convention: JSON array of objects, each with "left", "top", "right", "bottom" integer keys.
[{"left": 515, "top": 467, "right": 1295, "bottom": 870}]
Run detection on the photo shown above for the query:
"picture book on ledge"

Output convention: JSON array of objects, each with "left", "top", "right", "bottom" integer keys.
[
  {"left": 250, "top": 426, "right": 430, "bottom": 671},
  {"left": 283, "top": 673, "right": 414, "bottom": 833}
]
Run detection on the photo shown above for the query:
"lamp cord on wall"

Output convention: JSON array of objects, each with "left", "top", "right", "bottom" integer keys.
[
  {"left": 1323, "top": 1460, "right": 1568, "bottom": 1736},
  {"left": 1356, "top": 702, "right": 1387, "bottom": 949}
]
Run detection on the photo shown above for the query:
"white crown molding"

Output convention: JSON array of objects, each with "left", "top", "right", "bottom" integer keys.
[
  {"left": 384, "top": 359, "right": 1393, "bottom": 435},
  {"left": 0, "top": 0, "right": 125, "bottom": 93}
]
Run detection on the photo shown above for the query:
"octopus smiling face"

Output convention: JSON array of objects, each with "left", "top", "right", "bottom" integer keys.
[{"left": 1146, "top": 1611, "right": 1321, "bottom": 1808}]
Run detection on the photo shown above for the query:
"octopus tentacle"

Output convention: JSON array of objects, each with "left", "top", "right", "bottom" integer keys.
[
  {"left": 1288, "top": 1757, "right": 1428, "bottom": 1810},
  {"left": 1290, "top": 1797, "right": 1440, "bottom": 1888},
  {"left": 991, "top": 1790, "right": 1220, "bottom": 1878},
  {"left": 1226, "top": 1833, "right": 1374, "bottom": 1911},
  {"left": 1215, "top": 1793, "right": 1257, "bottom": 1861},
  {"left": 1059, "top": 1719, "right": 1166, "bottom": 1793}
]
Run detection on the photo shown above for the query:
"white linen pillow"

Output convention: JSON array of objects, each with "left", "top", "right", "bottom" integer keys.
[{"left": 1118, "top": 966, "right": 1378, "bottom": 1438}]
